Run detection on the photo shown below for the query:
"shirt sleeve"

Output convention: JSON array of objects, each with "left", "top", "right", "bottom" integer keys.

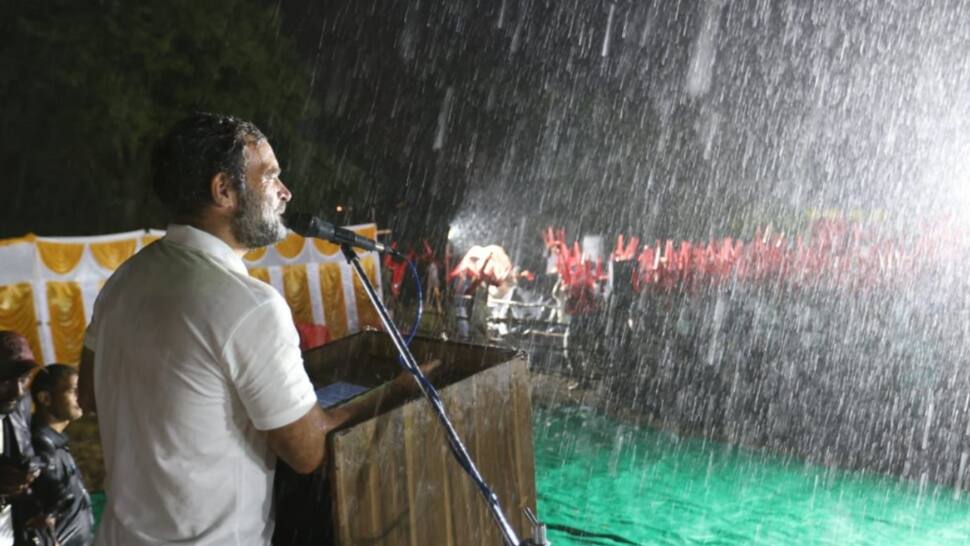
[{"left": 222, "top": 295, "right": 317, "bottom": 431}]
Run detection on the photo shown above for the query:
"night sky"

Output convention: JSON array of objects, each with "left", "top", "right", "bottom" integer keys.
[{"left": 3, "top": 0, "right": 968, "bottom": 252}]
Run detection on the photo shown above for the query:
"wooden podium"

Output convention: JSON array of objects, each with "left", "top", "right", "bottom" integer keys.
[{"left": 273, "top": 332, "right": 537, "bottom": 545}]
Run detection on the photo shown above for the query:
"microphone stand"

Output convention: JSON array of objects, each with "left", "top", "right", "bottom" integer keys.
[{"left": 340, "top": 244, "right": 548, "bottom": 546}]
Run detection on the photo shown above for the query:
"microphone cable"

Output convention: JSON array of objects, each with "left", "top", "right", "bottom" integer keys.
[
  {"left": 404, "top": 257, "right": 423, "bottom": 346},
  {"left": 398, "top": 258, "right": 491, "bottom": 486},
  {"left": 394, "top": 265, "right": 499, "bottom": 507},
  {"left": 378, "top": 252, "right": 529, "bottom": 544}
]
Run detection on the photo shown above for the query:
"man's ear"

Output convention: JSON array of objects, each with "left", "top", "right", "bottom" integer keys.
[
  {"left": 35, "top": 391, "right": 51, "bottom": 408},
  {"left": 209, "top": 173, "right": 237, "bottom": 210}
]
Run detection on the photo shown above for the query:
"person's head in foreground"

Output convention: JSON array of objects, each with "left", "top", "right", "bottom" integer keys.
[
  {"left": 0, "top": 331, "right": 42, "bottom": 415},
  {"left": 152, "top": 111, "right": 292, "bottom": 250},
  {"left": 31, "top": 364, "right": 83, "bottom": 430}
]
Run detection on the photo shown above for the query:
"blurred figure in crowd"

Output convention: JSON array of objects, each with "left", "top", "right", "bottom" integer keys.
[{"left": 0, "top": 332, "right": 42, "bottom": 546}]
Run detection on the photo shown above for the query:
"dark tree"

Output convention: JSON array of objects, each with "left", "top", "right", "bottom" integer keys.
[{"left": 0, "top": 0, "right": 365, "bottom": 237}]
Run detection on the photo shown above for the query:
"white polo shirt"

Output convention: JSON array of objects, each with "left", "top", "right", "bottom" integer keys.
[{"left": 84, "top": 224, "right": 317, "bottom": 546}]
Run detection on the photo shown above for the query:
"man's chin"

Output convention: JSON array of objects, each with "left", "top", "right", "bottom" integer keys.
[
  {"left": 232, "top": 221, "right": 287, "bottom": 249},
  {"left": 273, "top": 214, "right": 287, "bottom": 235},
  {"left": 268, "top": 220, "right": 288, "bottom": 245},
  {"left": 0, "top": 402, "right": 18, "bottom": 415}
]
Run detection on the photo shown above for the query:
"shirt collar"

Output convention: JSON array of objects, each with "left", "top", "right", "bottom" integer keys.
[{"left": 163, "top": 224, "right": 249, "bottom": 276}]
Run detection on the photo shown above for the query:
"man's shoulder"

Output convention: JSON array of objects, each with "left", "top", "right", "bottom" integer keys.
[
  {"left": 217, "top": 265, "right": 282, "bottom": 309},
  {"left": 161, "top": 238, "right": 276, "bottom": 291},
  {"left": 105, "top": 238, "right": 279, "bottom": 304}
]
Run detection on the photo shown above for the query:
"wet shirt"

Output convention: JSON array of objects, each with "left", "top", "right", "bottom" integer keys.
[{"left": 83, "top": 224, "right": 317, "bottom": 546}]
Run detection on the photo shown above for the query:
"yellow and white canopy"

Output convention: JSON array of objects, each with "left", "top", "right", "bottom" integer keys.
[{"left": 0, "top": 226, "right": 382, "bottom": 365}]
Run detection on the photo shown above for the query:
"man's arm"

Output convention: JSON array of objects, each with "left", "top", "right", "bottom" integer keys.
[
  {"left": 78, "top": 347, "right": 96, "bottom": 414},
  {"left": 266, "top": 360, "right": 441, "bottom": 474},
  {"left": 265, "top": 405, "right": 329, "bottom": 474}
]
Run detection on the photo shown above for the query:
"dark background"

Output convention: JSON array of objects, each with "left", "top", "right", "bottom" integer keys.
[
  {"left": 7, "top": 0, "right": 970, "bottom": 504},
  {"left": 3, "top": 0, "right": 968, "bottom": 256}
]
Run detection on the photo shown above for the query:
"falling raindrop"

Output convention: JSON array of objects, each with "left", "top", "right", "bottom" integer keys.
[{"left": 432, "top": 86, "right": 454, "bottom": 151}]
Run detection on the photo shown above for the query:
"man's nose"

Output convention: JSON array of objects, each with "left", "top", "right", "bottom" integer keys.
[{"left": 278, "top": 179, "right": 292, "bottom": 203}]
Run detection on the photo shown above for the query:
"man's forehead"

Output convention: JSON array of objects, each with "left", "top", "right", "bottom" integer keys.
[{"left": 244, "top": 139, "right": 279, "bottom": 170}]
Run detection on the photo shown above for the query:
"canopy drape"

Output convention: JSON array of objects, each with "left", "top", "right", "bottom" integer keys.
[{"left": 0, "top": 225, "right": 381, "bottom": 364}]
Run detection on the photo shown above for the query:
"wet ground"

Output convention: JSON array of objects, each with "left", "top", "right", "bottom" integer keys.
[
  {"left": 534, "top": 403, "right": 970, "bottom": 546},
  {"left": 69, "top": 370, "right": 970, "bottom": 544}
]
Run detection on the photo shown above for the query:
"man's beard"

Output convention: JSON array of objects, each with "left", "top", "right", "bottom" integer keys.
[{"left": 230, "top": 184, "right": 287, "bottom": 249}]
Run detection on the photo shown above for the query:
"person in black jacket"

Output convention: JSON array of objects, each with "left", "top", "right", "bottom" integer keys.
[{"left": 27, "top": 365, "right": 92, "bottom": 546}]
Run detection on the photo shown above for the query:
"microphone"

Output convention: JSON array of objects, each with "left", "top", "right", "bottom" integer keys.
[{"left": 285, "top": 212, "right": 402, "bottom": 258}]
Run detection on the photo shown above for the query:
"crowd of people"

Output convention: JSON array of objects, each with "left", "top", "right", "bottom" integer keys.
[{"left": 538, "top": 218, "right": 967, "bottom": 318}]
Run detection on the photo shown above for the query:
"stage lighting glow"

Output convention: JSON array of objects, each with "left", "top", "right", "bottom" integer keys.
[{"left": 448, "top": 224, "right": 462, "bottom": 241}]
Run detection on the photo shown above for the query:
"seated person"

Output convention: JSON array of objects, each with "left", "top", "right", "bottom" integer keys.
[{"left": 27, "top": 365, "right": 93, "bottom": 546}]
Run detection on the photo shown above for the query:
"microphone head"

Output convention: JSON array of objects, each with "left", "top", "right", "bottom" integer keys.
[
  {"left": 284, "top": 211, "right": 337, "bottom": 241},
  {"left": 285, "top": 211, "right": 321, "bottom": 237}
]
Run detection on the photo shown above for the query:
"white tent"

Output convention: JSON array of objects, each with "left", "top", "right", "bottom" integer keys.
[{"left": 0, "top": 226, "right": 382, "bottom": 364}]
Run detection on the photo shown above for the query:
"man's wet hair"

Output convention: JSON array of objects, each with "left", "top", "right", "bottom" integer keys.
[
  {"left": 152, "top": 112, "right": 266, "bottom": 217},
  {"left": 31, "top": 364, "right": 77, "bottom": 400}
]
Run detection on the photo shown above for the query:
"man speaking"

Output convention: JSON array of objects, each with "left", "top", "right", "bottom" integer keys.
[{"left": 79, "top": 113, "right": 340, "bottom": 545}]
